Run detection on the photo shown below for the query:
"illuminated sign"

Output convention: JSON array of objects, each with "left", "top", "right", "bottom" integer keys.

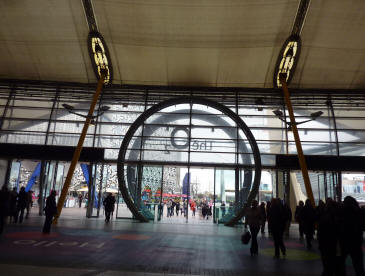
[
  {"left": 274, "top": 35, "right": 301, "bottom": 88},
  {"left": 88, "top": 32, "right": 113, "bottom": 85}
]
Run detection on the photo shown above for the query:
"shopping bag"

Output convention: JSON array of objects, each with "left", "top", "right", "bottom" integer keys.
[{"left": 241, "top": 230, "right": 251, "bottom": 244}]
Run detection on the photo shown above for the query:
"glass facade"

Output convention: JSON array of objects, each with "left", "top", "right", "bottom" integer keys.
[
  {"left": 1, "top": 83, "right": 365, "bottom": 162},
  {"left": 1, "top": 82, "right": 365, "bottom": 220}
]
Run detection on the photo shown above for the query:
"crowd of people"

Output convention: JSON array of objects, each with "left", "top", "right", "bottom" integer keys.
[
  {"left": 245, "top": 196, "right": 365, "bottom": 275},
  {"left": 0, "top": 185, "right": 35, "bottom": 234},
  {"left": 151, "top": 198, "right": 214, "bottom": 220}
]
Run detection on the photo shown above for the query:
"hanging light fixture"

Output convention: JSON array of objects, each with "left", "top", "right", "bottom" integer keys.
[
  {"left": 88, "top": 31, "right": 113, "bottom": 85},
  {"left": 274, "top": 35, "right": 301, "bottom": 88}
]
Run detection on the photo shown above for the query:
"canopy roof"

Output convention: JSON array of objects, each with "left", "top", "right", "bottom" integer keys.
[{"left": 0, "top": 0, "right": 364, "bottom": 89}]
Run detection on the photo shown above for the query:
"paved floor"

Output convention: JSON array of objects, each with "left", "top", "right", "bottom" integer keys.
[{"left": 0, "top": 212, "right": 360, "bottom": 276}]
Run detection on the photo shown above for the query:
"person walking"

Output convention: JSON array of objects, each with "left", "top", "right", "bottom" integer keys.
[
  {"left": 318, "top": 199, "right": 346, "bottom": 276},
  {"left": 103, "top": 193, "right": 116, "bottom": 223},
  {"left": 42, "top": 190, "right": 57, "bottom": 234},
  {"left": 266, "top": 201, "right": 272, "bottom": 235},
  {"left": 158, "top": 201, "right": 164, "bottom": 217},
  {"left": 183, "top": 200, "right": 188, "bottom": 217},
  {"left": 25, "top": 190, "right": 33, "bottom": 219},
  {"left": 295, "top": 200, "right": 305, "bottom": 238},
  {"left": 171, "top": 200, "right": 176, "bottom": 216},
  {"left": 268, "top": 198, "right": 286, "bottom": 258},
  {"left": 245, "top": 200, "right": 262, "bottom": 256},
  {"left": 221, "top": 201, "right": 226, "bottom": 218},
  {"left": 167, "top": 200, "right": 172, "bottom": 218},
  {"left": 9, "top": 188, "right": 18, "bottom": 223},
  {"left": 16, "top": 187, "right": 28, "bottom": 224},
  {"left": 259, "top": 202, "right": 266, "bottom": 234},
  {"left": 190, "top": 201, "right": 196, "bottom": 217},
  {"left": 175, "top": 200, "right": 180, "bottom": 216},
  {"left": 78, "top": 193, "right": 83, "bottom": 208},
  {"left": 284, "top": 203, "right": 292, "bottom": 237},
  {"left": 0, "top": 185, "right": 10, "bottom": 235},
  {"left": 302, "top": 199, "right": 316, "bottom": 249},
  {"left": 341, "top": 196, "right": 365, "bottom": 275}
]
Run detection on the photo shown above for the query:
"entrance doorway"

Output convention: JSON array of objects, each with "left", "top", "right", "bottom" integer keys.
[
  {"left": 139, "top": 165, "right": 247, "bottom": 224},
  {"left": 156, "top": 167, "right": 216, "bottom": 224}
]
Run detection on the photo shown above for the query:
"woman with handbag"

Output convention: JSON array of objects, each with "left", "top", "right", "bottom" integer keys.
[{"left": 245, "top": 200, "right": 262, "bottom": 256}]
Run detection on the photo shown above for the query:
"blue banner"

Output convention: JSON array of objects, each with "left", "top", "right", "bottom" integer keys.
[
  {"left": 182, "top": 172, "right": 190, "bottom": 196},
  {"left": 80, "top": 164, "right": 98, "bottom": 208},
  {"left": 25, "top": 162, "right": 41, "bottom": 192}
]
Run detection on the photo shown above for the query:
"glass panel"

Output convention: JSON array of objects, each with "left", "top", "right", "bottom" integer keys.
[
  {"left": 216, "top": 169, "right": 236, "bottom": 223},
  {"left": 46, "top": 133, "right": 94, "bottom": 147},
  {"left": 188, "top": 167, "right": 214, "bottom": 223},
  {"left": 326, "top": 173, "right": 335, "bottom": 200},
  {"left": 143, "top": 150, "right": 189, "bottom": 163},
  {"left": 43, "top": 162, "right": 55, "bottom": 206},
  {"left": 0, "top": 131, "right": 46, "bottom": 145},
  {"left": 295, "top": 171, "right": 326, "bottom": 203},
  {"left": 342, "top": 173, "right": 365, "bottom": 203},
  {"left": 116, "top": 165, "right": 133, "bottom": 218},
  {"left": 318, "top": 173, "right": 326, "bottom": 202},
  {"left": 190, "top": 152, "right": 235, "bottom": 164},
  {"left": 338, "top": 130, "right": 365, "bottom": 143},
  {"left": 258, "top": 171, "right": 273, "bottom": 203},
  {"left": 1, "top": 118, "right": 48, "bottom": 132},
  {"left": 288, "top": 142, "right": 339, "bottom": 155},
  {"left": 49, "top": 121, "right": 87, "bottom": 134},
  {"left": 13, "top": 99, "right": 53, "bottom": 109},
  {"left": 339, "top": 143, "right": 365, "bottom": 156},
  {"left": 141, "top": 165, "right": 162, "bottom": 220},
  {"left": 95, "top": 122, "right": 131, "bottom": 136},
  {"left": 9, "top": 161, "right": 21, "bottom": 191},
  {"left": 145, "top": 105, "right": 191, "bottom": 126},
  {"left": 53, "top": 163, "right": 64, "bottom": 199},
  {"left": 89, "top": 164, "right": 102, "bottom": 218}
]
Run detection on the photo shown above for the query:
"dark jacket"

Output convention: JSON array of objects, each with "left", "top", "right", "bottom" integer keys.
[
  {"left": 44, "top": 195, "right": 57, "bottom": 217},
  {"left": 268, "top": 202, "right": 286, "bottom": 233},
  {"left": 342, "top": 197, "right": 363, "bottom": 253},
  {"left": 17, "top": 189, "right": 28, "bottom": 209},
  {"left": 259, "top": 204, "right": 267, "bottom": 221},
  {"left": 103, "top": 195, "right": 116, "bottom": 212},
  {"left": 301, "top": 203, "right": 316, "bottom": 235}
]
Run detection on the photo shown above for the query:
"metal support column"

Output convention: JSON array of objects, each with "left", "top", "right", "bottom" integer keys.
[
  {"left": 38, "top": 161, "right": 46, "bottom": 216},
  {"left": 279, "top": 73, "right": 315, "bottom": 206},
  {"left": 53, "top": 73, "right": 105, "bottom": 224}
]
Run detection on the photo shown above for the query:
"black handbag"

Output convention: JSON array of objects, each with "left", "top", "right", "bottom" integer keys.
[{"left": 241, "top": 230, "right": 251, "bottom": 244}]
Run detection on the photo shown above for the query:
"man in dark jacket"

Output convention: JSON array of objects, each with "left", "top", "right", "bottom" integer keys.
[
  {"left": 259, "top": 202, "right": 267, "bottom": 234},
  {"left": 295, "top": 200, "right": 304, "bottom": 238},
  {"left": 245, "top": 200, "right": 263, "bottom": 256},
  {"left": 302, "top": 199, "right": 316, "bottom": 249},
  {"left": 268, "top": 198, "right": 286, "bottom": 258},
  {"left": 16, "top": 187, "right": 28, "bottom": 223},
  {"left": 341, "top": 196, "right": 365, "bottom": 275},
  {"left": 103, "top": 193, "right": 116, "bottom": 222},
  {"left": 318, "top": 200, "right": 346, "bottom": 276},
  {"left": 42, "top": 190, "right": 57, "bottom": 233},
  {"left": 9, "top": 187, "right": 18, "bottom": 223}
]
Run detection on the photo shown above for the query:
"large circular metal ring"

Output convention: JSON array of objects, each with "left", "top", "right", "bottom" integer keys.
[{"left": 117, "top": 96, "right": 261, "bottom": 226}]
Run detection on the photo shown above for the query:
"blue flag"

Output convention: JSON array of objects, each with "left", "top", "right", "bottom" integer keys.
[
  {"left": 182, "top": 172, "right": 190, "bottom": 196},
  {"left": 25, "top": 162, "right": 41, "bottom": 192}
]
